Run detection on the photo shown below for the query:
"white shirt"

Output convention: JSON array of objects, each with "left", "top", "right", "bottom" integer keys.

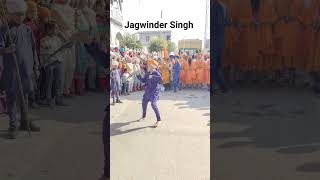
[{"left": 40, "top": 35, "right": 63, "bottom": 66}]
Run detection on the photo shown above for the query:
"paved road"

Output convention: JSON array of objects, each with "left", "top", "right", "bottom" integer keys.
[
  {"left": 213, "top": 87, "right": 320, "bottom": 180},
  {"left": 110, "top": 90, "right": 210, "bottom": 180},
  {"left": 0, "top": 93, "right": 105, "bottom": 180}
]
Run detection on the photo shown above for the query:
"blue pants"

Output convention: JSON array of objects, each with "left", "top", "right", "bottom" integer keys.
[
  {"left": 142, "top": 96, "right": 161, "bottom": 121},
  {"left": 134, "top": 75, "right": 141, "bottom": 90},
  {"left": 45, "top": 62, "right": 63, "bottom": 102},
  {"left": 173, "top": 74, "right": 181, "bottom": 92},
  {"left": 212, "top": 49, "right": 229, "bottom": 93},
  {"left": 122, "top": 81, "right": 129, "bottom": 94},
  {"left": 1, "top": 61, "right": 32, "bottom": 129},
  {"left": 111, "top": 80, "right": 120, "bottom": 103}
]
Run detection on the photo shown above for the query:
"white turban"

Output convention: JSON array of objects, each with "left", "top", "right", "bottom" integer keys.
[
  {"left": 6, "top": 0, "right": 27, "bottom": 14},
  {"left": 112, "top": 61, "right": 119, "bottom": 67}
]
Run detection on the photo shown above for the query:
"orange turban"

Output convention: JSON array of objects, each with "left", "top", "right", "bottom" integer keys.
[
  {"left": 38, "top": 6, "right": 51, "bottom": 21},
  {"left": 26, "top": 0, "right": 37, "bottom": 10},
  {"left": 148, "top": 59, "right": 159, "bottom": 68}
]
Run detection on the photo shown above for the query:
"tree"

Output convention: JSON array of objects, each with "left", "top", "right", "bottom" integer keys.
[
  {"left": 120, "top": 33, "right": 143, "bottom": 50},
  {"left": 167, "top": 41, "right": 176, "bottom": 53},
  {"left": 148, "top": 37, "right": 168, "bottom": 53}
]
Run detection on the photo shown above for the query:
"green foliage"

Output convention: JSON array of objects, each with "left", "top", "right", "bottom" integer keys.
[
  {"left": 167, "top": 41, "right": 176, "bottom": 53},
  {"left": 121, "top": 33, "right": 143, "bottom": 50},
  {"left": 148, "top": 37, "right": 168, "bottom": 53}
]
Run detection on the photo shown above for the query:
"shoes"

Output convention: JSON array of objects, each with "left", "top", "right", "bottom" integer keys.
[
  {"left": 116, "top": 100, "right": 122, "bottom": 103},
  {"left": 30, "top": 102, "right": 40, "bottom": 109},
  {"left": 152, "top": 121, "right": 162, "bottom": 128},
  {"left": 63, "top": 94, "right": 73, "bottom": 98},
  {"left": 56, "top": 101, "right": 68, "bottom": 106},
  {"left": 38, "top": 99, "right": 55, "bottom": 108},
  {"left": 20, "top": 121, "right": 40, "bottom": 132},
  {"left": 138, "top": 117, "right": 146, "bottom": 122},
  {"left": 7, "top": 128, "right": 18, "bottom": 139}
]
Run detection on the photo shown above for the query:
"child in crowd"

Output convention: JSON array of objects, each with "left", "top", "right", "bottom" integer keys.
[
  {"left": 39, "top": 21, "right": 66, "bottom": 107},
  {"left": 111, "top": 61, "right": 122, "bottom": 105},
  {"left": 121, "top": 68, "right": 130, "bottom": 96}
]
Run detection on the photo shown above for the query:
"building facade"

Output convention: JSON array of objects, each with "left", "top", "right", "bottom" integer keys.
[
  {"left": 110, "top": 0, "right": 124, "bottom": 48},
  {"left": 136, "top": 31, "right": 172, "bottom": 52},
  {"left": 178, "top": 39, "right": 202, "bottom": 52}
]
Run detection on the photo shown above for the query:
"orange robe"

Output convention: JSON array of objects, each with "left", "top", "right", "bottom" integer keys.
[
  {"left": 235, "top": 0, "right": 259, "bottom": 71},
  {"left": 185, "top": 61, "right": 192, "bottom": 85},
  {"left": 190, "top": 60, "right": 197, "bottom": 84},
  {"left": 180, "top": 59, "right": 187, "bottom": 85},
  {"left": 303, "top": 0, "right": 320, "bottom": 72},
  {"left": 203, "top": 60, "right": 210, "bottom": 85},
  {"left": 257, "top": 0, "right": 277, "bottom": 71},
  {"left": 160, "top": 63, "right": 170, "bottom": 84},
  {"left": 196, "top": 60, "right": 204, "bottom": 84},
  {"left": 274, "top": 0, "right": 304, "bottom": 70}
]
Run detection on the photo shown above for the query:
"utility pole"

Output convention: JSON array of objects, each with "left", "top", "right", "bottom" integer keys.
[
  {"left": 160, "top": 9, "right": 163, "bottom": 58},
  {"left": 204, "top": 0, "right": 209, "bottom": 53}
]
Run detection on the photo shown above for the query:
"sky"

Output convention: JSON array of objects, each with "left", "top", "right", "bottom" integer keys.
[{"left": 121, "top": 0, "right": 210, "bottom": 45}]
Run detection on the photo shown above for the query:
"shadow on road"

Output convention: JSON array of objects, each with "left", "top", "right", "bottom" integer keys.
[
  {"left": 110, "top": 120, "right": 152, "bottom": 137},
  {"left": 29, "top": 92, "right": 105, "bottom": 124},
  {"left": 118, "top": 90, "right": 210, "bottom": 112},
  {"left": 0, "top": 129, "right": 8, "bottom": 139},
  {"left": 213, "top": 87, "right": 320, "bottom": 177},
  {"left": 296, "top": 162, "right": 320, "bottom": 172}
]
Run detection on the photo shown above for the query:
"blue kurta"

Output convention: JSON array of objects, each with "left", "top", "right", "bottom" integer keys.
[
  {"left": 0, "top": 23, "right": 38, "bottom": 93},
  {"left": 138, "top": 70, "right": 162, "bottom": 101},
  {"left": 110, "top": 68, "right": 121, "bottom": 92},
  {"left": 138, "top": 70, "right": 162, "bottom": 121},
  {"left": 0, "top": 23, "right": 39, "bottom": 129},
  {"left": 173, "top": 62, "right": 181, "bottom": 77},
  {"left": 172, "top": 62, "right": 181, "bottom": 92}
]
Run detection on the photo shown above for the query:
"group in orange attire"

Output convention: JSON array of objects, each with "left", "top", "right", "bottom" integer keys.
[
  {"left": 221, "top": 0, "right": 320, "bottom": 85},
  {"left": 159, "top": 52, "right": 210, "bottom": 90}
]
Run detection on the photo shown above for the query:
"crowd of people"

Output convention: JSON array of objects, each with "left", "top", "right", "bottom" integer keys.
[
  {"left": 0, "top": 0, "right": 109, "bottom": 179},
  {"left": 0, "top": 0, "right": 108, "bottom": 134},
  {"left": 110, "top": 48, "right": 210, "bottom": 105},
  {"left": 214, "top": 0, "right": 320, "bottom": 90}
]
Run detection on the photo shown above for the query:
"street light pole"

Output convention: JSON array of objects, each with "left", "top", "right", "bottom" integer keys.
[{"left": 204, "top": 0, "right": 208, "bottom": 53}]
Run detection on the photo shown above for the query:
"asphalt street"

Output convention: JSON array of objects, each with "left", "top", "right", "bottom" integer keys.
[
  {"left": 110, "top": 90, "right": 210, "bottom": 180},
  {"left": 0, "top": 92, "right": 106, "bottom": 180},
  {"left": 213, "top": 87, "right": 320, "bottom": 180}
]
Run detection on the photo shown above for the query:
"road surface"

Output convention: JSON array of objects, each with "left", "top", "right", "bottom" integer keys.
[
  {"left": 110, "top": 90, "right": 210, "bottom": 180},
  {"left": 213, "top": 87, "right": 320, "bottom": 180},
  {"left": 0, "top": 93, "right": 105, "bottom": 180}
]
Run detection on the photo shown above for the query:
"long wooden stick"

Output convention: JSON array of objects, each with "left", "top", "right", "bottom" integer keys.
[{"left": 0, "top": 2, "right": 30, "bottom": 135}]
